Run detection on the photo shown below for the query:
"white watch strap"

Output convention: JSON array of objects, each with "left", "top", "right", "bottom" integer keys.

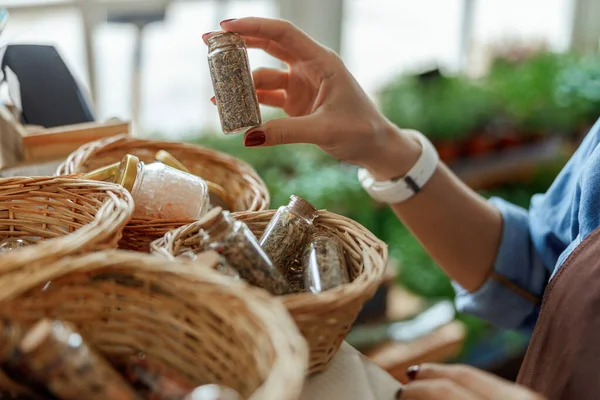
[{"left": 358, "top": 132, "right": 439, "bottom": 204}]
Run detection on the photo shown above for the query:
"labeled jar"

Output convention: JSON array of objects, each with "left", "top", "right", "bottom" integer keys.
[
  {"left": 302, "top": 232, "right": 350, "bottom": 293},
  {"left": 19, "top": 319, "right": 139, "bottom": 400},
  {"left": 208, "top": 32, "right": 262, "bottom": 134},
  {"left": 202, "top": 210, "right": 290, "bottom": 295},
  {"left": 155, "top": 150, "right": 231, "bottom": 210},
  {"left": 183, "top": 385, "right": 242, "bottom": 400},
  {"left": 115, "top": 154, "right": 210, "bottom": 220},
  {"left": 259, "top": 196, "right": 319, "bottom": 292}
]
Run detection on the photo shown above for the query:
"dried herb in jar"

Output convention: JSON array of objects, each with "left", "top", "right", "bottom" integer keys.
[
  {"left": 302, "top": 232, "right": 350, "bottom": 293},
  {"left": 208, "top": 32, "right": 262, "bottom": 134},
  {"left": 0, "top": 320, "right": 55, "bottom": 399},
  {"left": 259, "top": 196, "right": 319, "bottom": 292},
  {"left": 19, "top": 319, "right": 139, "bottom": 400},
  {"left": 117, "top": 353, "right": 194, "bottom": 400},
  {"left": 183, "top": 385, "right": 242, "bottom": 400},
  {"left": 202, "top": 209, "right": 290, "bottom": 295}
]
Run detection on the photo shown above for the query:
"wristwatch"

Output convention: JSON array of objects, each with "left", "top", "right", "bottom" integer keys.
[{"left": 358, "top": 132, "right": 439, "bottom": 204}]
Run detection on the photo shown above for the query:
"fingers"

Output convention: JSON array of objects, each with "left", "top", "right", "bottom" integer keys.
[
  {"left": 408, "top": 364, "right": 544, "bottom": 400},
  {"left": 256, "top": 90, "right": 285, "bottom": 108},
  {"left": 243, "top": 36, "right": 294, "bottom": 61},
  {"left": 399, "top": 379, "right": 479, "bottom": 400},
  {"left": 243, "top": 115, "right": 323, "bottom": 147},
  {"left": 220, "top": 17, "right": 323, "bottom": 60},
  {"left": 253, "top": 68, "right": 288, "bottom": 91}
]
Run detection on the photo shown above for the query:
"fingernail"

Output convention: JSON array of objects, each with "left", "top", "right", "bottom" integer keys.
[
  {"left": 244, "top": 131, "right": 266, "bottom": 147},
  {"left": 220, "top": 18, "right": 237, "bottom": 25},
  {"left": 395, "top": 387, "right": 403, "bottom": 399},
  {"left": 202, "top": 31, "right": 216, "bottom": 39},
  {"left": 406, "top": 365, "right": 420, "bottom": 381},
  {"left": 210, "top": 96, "right": 216, "bottom": 105}
]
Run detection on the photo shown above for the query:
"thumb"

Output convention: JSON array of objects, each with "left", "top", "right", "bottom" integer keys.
[{"left": 243, "top": 115, "right": 323, "bottom": 147}]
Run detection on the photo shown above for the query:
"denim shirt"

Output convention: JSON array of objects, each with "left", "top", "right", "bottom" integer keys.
[{"left": 454, "top": 118, "right": 600, "bottom": 333}]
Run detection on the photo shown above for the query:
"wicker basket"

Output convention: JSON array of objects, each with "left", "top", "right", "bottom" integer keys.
[
  {"left": 56, "top": 134, "right": 270, "bottom": 252},
  {"left": 0, "top": 176, "right": 133, "bottom": 270},
  {"left": 0, "top": 250, "right": 308, "bottom": 399},
  {"left": 151, "top": 209, "right": 388, "bottom": 374}
]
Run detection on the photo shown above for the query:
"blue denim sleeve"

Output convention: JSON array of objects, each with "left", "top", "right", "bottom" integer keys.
[
  {"left": 453, "top": 118, "right": 600, "bottom": 332},
  {"left": 453, "top": 198, "right": 547, "bottom": 331}
]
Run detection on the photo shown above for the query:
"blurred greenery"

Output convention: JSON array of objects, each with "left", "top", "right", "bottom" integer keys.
[{"left": 379, "top": 52, "right": 600, "bottom": 142}]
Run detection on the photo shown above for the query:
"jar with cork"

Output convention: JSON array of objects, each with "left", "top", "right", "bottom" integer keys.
[
  {"left": 259, "top": 196, "right": 319, "bottom": 292},
  {"left": 207, "top": 32, "right": 262, "bottom": 134},
  {"left": 201, "top": 208, "right": 290, "bottom": 295},
  {"left": 114, "top": 154, "right": 210, "bottom": 220}
]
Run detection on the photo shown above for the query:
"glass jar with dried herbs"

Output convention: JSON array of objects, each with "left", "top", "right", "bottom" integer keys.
[
  {"left": 114, "top": 154, "right": 210, "bottom": 220},
  {"left": 259, "top": 196, "right": 319, "bottom": 292},
  {"left": 303, "top": 232, "right": 350, "bottom": 293},
  {"left": 19, "top": 319, "right": 139, "bottom": 400},
  {"left": 207, "top": 32, "right": 262, "bottom": 134},
  {"left": 202, "top": 210, "right": 290, "bottom": 295}
]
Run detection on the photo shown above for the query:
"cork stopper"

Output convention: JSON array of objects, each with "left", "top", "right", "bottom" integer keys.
[
  {"left": 201, "top": 208, "right": 232, "bottom": 236},
  {"left": 114, "top": 154, "right": 140, "bottom": 192},
  {"left": 207, "top": 32, "right": 245, "bottom": 52},
  {"left": 155, "top": 150, "right": 190, "bottom": 173},
  {"left": 83, "top": 162, "right": 120, "bottom": 182},
  {"left": 288, "top": 195, "right": 319, "bottom": 222}
]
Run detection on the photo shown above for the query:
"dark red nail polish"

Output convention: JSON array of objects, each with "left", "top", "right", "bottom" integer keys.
[
  {"left": 244, "top": 131, "right": 266, "bottom": 147},
  {"left": 220, "top": 18, "right": 237, "bottom": 25},
  {"left": 202, "top": 31, "right": 216, "bottom": 38},
  {"left": 395, "top": 387, "right": 403, "bottom": 399},
  {"left": 406, "top": 365, "right": 420, "bottom": 381},
  {"left": 210, "top": 96, "right": 216, "bottom": 104}
]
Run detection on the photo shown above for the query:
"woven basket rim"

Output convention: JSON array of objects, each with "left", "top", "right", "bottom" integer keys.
[
  {"left": 152, "top": 209, "right": 388, "bottom": 308},
  {"left": 0, "top": 176, "right": 134, "bottom": 270},
  {"left": 56, "top": 134, "right": 271, "bottom": 207},
  {"left": 0, "top": 249, "right": 308, "bottom": 400}
]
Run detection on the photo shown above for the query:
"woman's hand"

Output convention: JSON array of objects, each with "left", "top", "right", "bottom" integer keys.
[
  {"left": 398, "top": 364, "right": 545, "bottom": 400},
  {"left": 202, "top": 17, "right": 421, "bottom": 180}
]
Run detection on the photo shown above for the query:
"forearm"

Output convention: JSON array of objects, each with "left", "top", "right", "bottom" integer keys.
[{"left": 367, "top": 124, "right": 503, "bottom": 292}]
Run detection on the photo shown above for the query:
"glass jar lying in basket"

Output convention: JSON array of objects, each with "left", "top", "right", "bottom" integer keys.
[{"left": 150, "top": 206, "right": 387, "bottom": 374}]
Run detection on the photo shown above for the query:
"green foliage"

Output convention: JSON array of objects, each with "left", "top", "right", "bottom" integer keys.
[
  {"left": 379, "top": 74, "right": 497, "bottom": 142},
  {"left": 487, "top": 52, "right": 590, "bottom": 135},
  {"left": 379, "top": 52, "right": 600, "bottom": 141}
]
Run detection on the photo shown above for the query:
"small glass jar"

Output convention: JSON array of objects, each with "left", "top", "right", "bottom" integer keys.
[
  {"left": 259, "top": 196, "right": 319, "bottom": 291},
  {"left": 114, "top": 154, "right": 210, "bottom": 220},
  {"left": 208, "top": 32, "right": 262, "bottom": 134},
  {"left": 202, "top": 210, "right": 290, "bottom": 295},
  {"left": 20, "top": 320, "right": 139, "bottom": 400},
  {"left": 302, "top": 232, "right": 350, "bottom": 293},
  {"left": 183, "top": 385, "right": 242, "bottom": 400}
]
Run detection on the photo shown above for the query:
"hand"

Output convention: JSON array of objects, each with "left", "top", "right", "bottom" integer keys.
[
  {"left": 202, "top": 17, "right": 421, "bottom": 180},
  {"left": 398, "top": 364, "right": 545, "bottom": 400}
]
